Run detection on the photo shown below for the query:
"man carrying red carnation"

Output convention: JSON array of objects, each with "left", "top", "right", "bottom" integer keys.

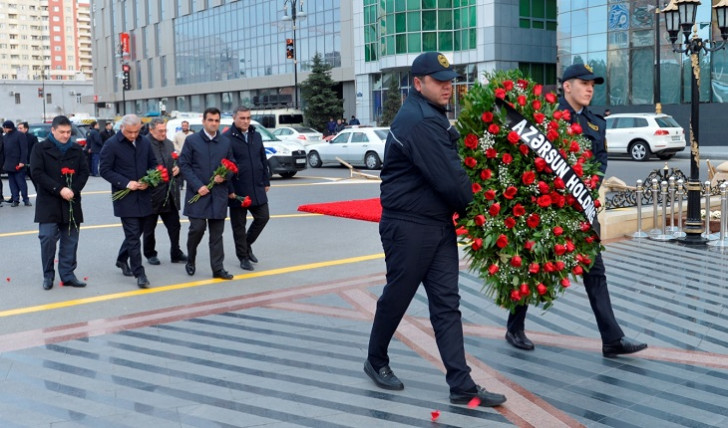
[{"left": 505, "top": 64, "right": 647, "bottom": 359}]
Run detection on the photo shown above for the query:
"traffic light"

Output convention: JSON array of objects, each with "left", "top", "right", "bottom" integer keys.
[
  {"left": 38, "top": 87, "right": 43, "bottom": 98},
  {"left": 286, "top": 38, "right": 294, "bottom": 60},
  {"left": 122, "top": 63, "right": 131, "bottom": 90}
]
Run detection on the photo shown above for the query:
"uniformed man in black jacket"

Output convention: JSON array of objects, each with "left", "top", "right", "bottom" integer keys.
[
  {"left": 364, "top": 52, "right": 506, "bottom": 408},
  {"left": 504, "top": 64, "right": 648, "bottom": 359}
]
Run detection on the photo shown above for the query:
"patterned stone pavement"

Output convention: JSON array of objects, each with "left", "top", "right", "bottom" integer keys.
[{"left": 0, "top": 239, "right": 726, "bottom": 427}]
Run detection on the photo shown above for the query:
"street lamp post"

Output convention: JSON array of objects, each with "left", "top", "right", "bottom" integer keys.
[
  {"left": 660, "top": 0, "right": 728, "bottom": 245},
  {"left": 282, "top": 0, "right": 306, "bottom": 110},
  {"left": 41, "top": 71, "right": 47, "bottom": 122}
]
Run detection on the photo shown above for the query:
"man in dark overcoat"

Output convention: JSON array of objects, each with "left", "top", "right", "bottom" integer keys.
[
  {"left": 31, "top": 115, "right": 89, "bottom": 290},
  {"left": 2, "top": 120, "right": 31, "bottom": 206},
  {"left": 142, "top": 118, "right": 187, "bottom": 265},
  {"left": 100, "top": 114, "right": 157, "bottom": 289},
  {"left": 86, "top": 121, "right": 104, "bottom": 177},
  {"left": 224, "top": 106, "right": 270, "bottom": 271},
  {"left": 18, "top": 122, "right": 39, "bottom": 191},
  {"left": 179, "top": 107, "right": 235, "bottom": 280}
]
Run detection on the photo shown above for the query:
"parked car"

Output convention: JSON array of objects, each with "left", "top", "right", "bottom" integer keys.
[
  {"left": 605, "top": 113, "right": 686, "bottom": 161},
  {"left": 272, "top": 126, "right": 323, "bottom": 148},
  {"left": 306, "top": 127, "right": 389, "bottom": 170},
  {"left": 28, "top": 122, "right": 87, "bottom": 147}
]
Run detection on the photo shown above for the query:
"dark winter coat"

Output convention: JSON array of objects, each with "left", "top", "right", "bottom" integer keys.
[
  {"left": 146, "top": 135, "right": 181, "bottom": 213},
  {"left": 100, "top": 131, "right": 157, "bottom": 218},
  {"left": 179, "top": 130, "right": 235, "bottom": 220},
  {"left": 87, "top": 128, "right": 103, "bottom": 154},
  {"left": 100, "top": 128, "right": 115, "bottom": 142},
  {"left": 380, "top": 90, "right": 472, "bottom": 225},
  {"left": 2, "top": 129, "right": 28, "bottom": 173},
  {"left": 24, "top": 132, "right": 38, "bottom": 164},
  {"left": 223, "top": 125, "right": 269, "bottom": 208},
  {"left": 31, "top": 139, "right": 89, "bottom": 224}
]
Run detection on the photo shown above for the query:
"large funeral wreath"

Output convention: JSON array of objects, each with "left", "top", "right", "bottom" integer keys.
[{"left": 455, "top": 70, "right": 604, "bottom": 312}]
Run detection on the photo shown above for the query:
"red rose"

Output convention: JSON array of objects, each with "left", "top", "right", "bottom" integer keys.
[
  {"left": 486, "top": 148, "right": 498, "bottom": 159},
  {"left": 502, "top": 153, "right": 513, "bottom": 164},
  {"left": 464, "top": 157, "right": 477, "bottom": 168},
  {"left": 543, "top": 262, "right": 555, "bottom": 272},
  {"left": 534, "top": 157, "right": 547, "bottom": 172},
  {"left": 566, "top": 240, "right": 575, "bottom": 252},
  {"left": 570, "top": 140, "right": 581, "bottom": 152},
  {"left": 503, "top": 80, "right": 514, "bottom": 91},
  {"left": 495, "top": 88, "right": 506, "bottom": 99},
  {"left": 480, "top": 169, "right": 492, "bottom": 180},
  {"left": 241, "top": 195, "right": 252, "bottom": 207},
  {"left": 554, "top": 244, "right": 566, "bottom": 255},
  {"left": 555, "top": 261, "right": 565, "bottom": 271},
  {"left": 571, "top": 123, "right": 583, "bottom": 134},
  {"left": 524, "top": 240, "right": 535, "bottom": 251},
  {"left": 532, "top": 99, "right": 542, "bottom": 110},
  {"left": 580, "top": 222, "right": 591, "bottom": 232},
  {"left": 537, "top": 195, "right": 552, "bottom": 207},
  {"left": 559, "top": 148, "right": 568, "bottom": 159},
  {"left": 484, "top": 189, "right": 496, "bottom": 200},
  {"left": 488, "top": 264, "right": 499, "bottom": 275},
  {"left": 573, "top": 266, "right": 584, "bottom": 275},
  {"left": 561, "top": 278, "right": 571, "bottom": 288},
  {"left": 488, "top": 123, "right": 500, "bottom": 134},
  {"left": 474, "top": 214, "right": 486, "bottom": 226},
  {"left": 583, "top": 149, "right": 593, "bottom": 159},
  {"left": 533, "top": 84, "right": 543, "bottom": 96},
  {"left": 507, "top": 131, "right": 520, "bottom": 144},
  {"left": 546, "top": 129, "right": 559, "bottom": 142},
  {"left": 562, "top": 110, "right": 571, "bottom": 121},
  {"left": 553, "top": 177, "right": 565, "bottom": 190},
  {"left": 545, "top": 93, "right": 557, "bottom": 103},
  {"left": 517, "top": 95, "right": 527, "bottom": 106},
  {"left": 572, "top": 163, "right": 583, "bottom": 177},
  {"left": 489, "top": 203, "right": 501, "bottom": 216},
  {"left": 551, "top": 192, "right": 565, "bottom": 207},
  {"left": 456, "top": 226, "right": 468, "bottom": 236},
  {"left": 512, "top": 203, "right": 526, "bottom": 217},
  {"left": 528, "top": 263, "right": 540, "bottom": 274},
  {"left": 594, "top": 199, "right": 601, "bottom": 208},
  {"left": 504, "top": 217, "right": 516, "bottom": 229},
  {"left": 496, "top": 234, "right": 508, "bottom": 248},
  {"left": 548, "top": 120, "right": 559, "bottom": 130},
  {"left": 464, "top": 134, "right": 479, "bottom": 149},
  {"left": 519, "top": 283, "right": 530, "bottom": 295},
  {"left": 472, "top": 183, "right": 482, "bottom": 193},
  {"left": 510, "top": 255, "right": 522, "bottom": 267},
  {"left": 526, "top": 213, "right": 540, "bottom": 228},
  {"left": 522, "top": 171, "right": 535, "bottom": 185},
  {"left": 565, "top": 194, "right": 576, "bottom": 206},
  {"left": 510, "top": 290, "right": 522, "bottom": 301},
  {"left": 537, "top": 181, "right": 550, "bottom": 194},
  {"left": 537, "top": 283, "right": 548, "bottom": 295},
  {"left": 533, "top": 112, "right": 545, "bottom": 124},
  {"left": 472, "top": 238, "right": 483, "bottom": 251},
  {"left": 171, "top": 152, "right": 179, "bottom": 160},
  {"left": 481, "top": 111, "right": 494, "bottom": 123},
  {"left": 553, "top": 110, "right": 562, "bottom": 120},
  {"left": 517, "top": 79, "right": 529, "bottom": 89},
  {"left": 553, "top": 226, "right": 563, "bottom": 236},
  {"left": 503, "top": 186, "right": 517, "bottom": 199},
  {"left": 582, "top": 255, "right": 592, "bottom": 265},
  {"left": 586, "top": 236, "right": 595, "bottom": 243},
  {"left": 519, "top": 144, "right": 529, "bottom": 156}
]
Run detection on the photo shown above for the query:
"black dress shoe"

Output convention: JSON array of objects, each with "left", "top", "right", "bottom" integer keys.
[
  {"left": 63, "top": 278, "right": 87, "bottom": 288},
  {"left": 505, "top": 330, "right": 535, "bottom": 351},
  {"left": 364, "top": 359, "right": 404, "bottom": 390},
  {"left": 24, "top": 201, "right": 32, "bottom": 206},
  {"left": 43, "top": 278, "right": 53, "bottom": 290},
  {"left": 212, "top": 270, "right": 233, "bottom": 280},
  {"left": 248, "top": 250, "right": 258, "bottom": 264},
  {"left": 136, "top": 275, "right": 150, "bottom": 289},
  {"left": 147, "top": 256, "right": 161, "bottom": 265},
  {"left": 185, "top": 262, "right": 196, "bottom": 276},
  {"left": 10, "top": 201, "right": 19, "bottom": 207},
  {"left": 602, "top": 337, "right": 648, "bottom": 358},
  {"left": 240, "top": 259, "right": 254, "bottom": 271},
  {"left": 450, "top": 385, "right": 507, "bottom": 407},
  {"left": 116, "top": 260, "right": 133, "bottom": 277},
  {"left": 171, "top": 253, "right": 188, "bottom": 263}
]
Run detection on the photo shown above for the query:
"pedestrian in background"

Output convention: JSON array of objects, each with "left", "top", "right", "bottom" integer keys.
[
  {"left": 31, "top": 115, "right": 89, "bottom": 290},
  {"left": 17, "top": 122, "right": 39, "bottom": 190},
  {"left": 2, "top": 120, "right": 31, "bottom": 206},
  {"left": 86, "top": 121, "right": 103, "bottom": 177}
]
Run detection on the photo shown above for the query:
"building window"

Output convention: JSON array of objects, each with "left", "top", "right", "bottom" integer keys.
[
  {"left": 14, "top": 93, "right": 20, "bottom": 104},
  {"left": 518, "top": 62, "right": 557, "bottom": 86},
  {"left": 46, "top": 93, "right": 52, "bottom": 104},
  {"left": 519, "top": 0, "right": 557, "bottom": 30}
]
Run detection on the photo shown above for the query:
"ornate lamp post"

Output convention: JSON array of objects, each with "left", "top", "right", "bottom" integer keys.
[
  {"left": 660, "top": 0, "right": 728, "bottom": 245},
  {"left": 282, "top": 0, "right": 306, "bottom": 110}
]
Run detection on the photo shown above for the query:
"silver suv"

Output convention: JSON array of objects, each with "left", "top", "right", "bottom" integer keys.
[{"left": 605, "top": 113, "right": 686, "bottom": 161}]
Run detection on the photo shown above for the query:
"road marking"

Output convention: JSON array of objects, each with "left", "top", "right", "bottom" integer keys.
[{"left": 0, "top": 253, "right": 384, "bottom": 318}]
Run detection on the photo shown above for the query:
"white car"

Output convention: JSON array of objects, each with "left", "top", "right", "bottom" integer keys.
[
  {"left": 272, "top": 126, "right": 324, "bottom": 148},
  {"left": 605, "top": 113, "right": 686, "bottom": 161},
  {"left": 306, "top": 127, "right": 389, "bottom": 170}
]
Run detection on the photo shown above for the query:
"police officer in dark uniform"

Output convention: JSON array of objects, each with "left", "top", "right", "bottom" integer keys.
[
  {"left": 364, "top": 52, "right": 506, "bottom": 407},
  {"left": 505, "top": 64, "right": 648, "bottom": 358}
]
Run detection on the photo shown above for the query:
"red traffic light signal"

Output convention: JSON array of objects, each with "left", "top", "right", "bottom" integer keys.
[
  {"left": 38, "top": 87, "right": 43, "bottom": 98},
  {"left": 122, "top": 63, "right": 131, "bottom": 90},
  {"left": 286, "top": 38, "right": 294, "bottom": 59}
]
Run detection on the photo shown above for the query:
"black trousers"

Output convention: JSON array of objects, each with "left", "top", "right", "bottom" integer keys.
[
  {"left": 39, "top": 222, "right": 79, "bottom": 282},
  {"left": 229, "top": 203, "right": 269, "bottom": 261},
  {"left": 507, "top": 252, "right": 624, "bottom": 344},
  {"left": 367, "top": 218, "right": 475, "bottom": 392},
  {"left": 117, "top": 216, "right": 153, "bottom": 278},
  {"left": 143, "top": 209, "right": 184, "bottom": 260},
  {"left": 187, "top": 217, "right": 225, "bottom": 273}
]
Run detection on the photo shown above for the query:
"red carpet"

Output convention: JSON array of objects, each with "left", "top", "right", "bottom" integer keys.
[{"left": 297, "top": 198, "right": 382, "bottom": 222}]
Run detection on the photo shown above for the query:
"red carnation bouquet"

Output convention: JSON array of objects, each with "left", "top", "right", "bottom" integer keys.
[
  {"left": 456, "top": 70, "right": 604, "bottom": 312},
  {"left": 61, "top": 167, "right": 78, "bottom": 234},
  {"left": 188, "top": 158, "right": 238, "bottom": 204},
  {"left": 235, "top": 195, "right": 252, "bottom": 208},
  {"left": 112, "top": 165, "right": 170, "bottom": 201},
  {"left": 163, "top": 151, "right": 180, "bottom": 207}
]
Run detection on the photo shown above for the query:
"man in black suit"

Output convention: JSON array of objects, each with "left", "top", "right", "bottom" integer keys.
[
  {"left": 100, "top": 114, "right": 157, "bottom": 289},
  {"left": 2, "top": 120, "right": 30, "bottom": 207},
  {"left": 86, "top": 121, "right": 104, "bottom": 176}
]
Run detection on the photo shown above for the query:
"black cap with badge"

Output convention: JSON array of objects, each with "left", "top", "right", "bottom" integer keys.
[
  {"left": 561, "top": 63, "right": 604, "bottom": 85},
  {"left": 411, "top": 52, "right": 461, "bottom": 81}
]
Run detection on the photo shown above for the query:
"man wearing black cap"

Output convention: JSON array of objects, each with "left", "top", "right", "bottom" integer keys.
[
  {"left": 504, "top": 63, "right": 648, "bottom": 359},
  {"left": 364, "top": 52, "right": 506, "bottom": 407},
  {"left": 2, "top": 120, "right": 31, "bottom": 207}
]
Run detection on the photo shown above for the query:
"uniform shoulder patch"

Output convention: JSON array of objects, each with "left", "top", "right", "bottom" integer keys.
[{"left": 588, "top": 122, "right": 599, "bottom": 131}]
